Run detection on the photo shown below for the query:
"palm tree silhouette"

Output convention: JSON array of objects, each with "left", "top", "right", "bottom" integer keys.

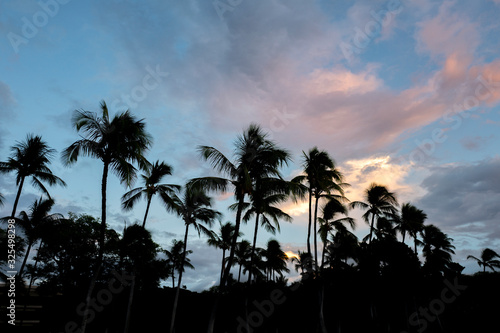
[
  {"left": 421, "top": 224, "right": 455, "bottom": 276},
  {"left": 395, "top": 203, "right": 427, "bottom": 254},
  {"left": 121, "top": 160, "right": 180, "bottom": 228},
  {"left": 291, "top": 250, "right": 314, "bottom": 275},
  {"left": 349, "top": 183, "right": 398, "bottom": 244},
  {"left": 189, "top": 124, "right": 290, "bottom": 287},
  {"left": 234, "top": 240, "right": 252, "bottom": 282},
  {"left": 318, "top": 198, "right": 355, "bottom": 268},
  {"left": 61, "top": 101, "right": 152, "bottom": 333},
  {"left": 164, "top": 239, "right": 194, "bottom": 288},
  {"left": 263, "top": 239, "right": 289, "bottom": 281},
  {"left": 292, "top": 147, "right": 347, "bottom": 268},
  {"left": 14, "top": 197, "right": 62, "bottom": 278},
  {"left": 169, "top": 187, "right": 221, "bottom": 333},
  {"left": 207, "top": 221, "right": 239, "bottom": 284},
  {"left": 467, "top": 248, "right": 500, "bottom": 272},
  {"left": 0, "top": 134, "right": 66, "bottom": 218}
]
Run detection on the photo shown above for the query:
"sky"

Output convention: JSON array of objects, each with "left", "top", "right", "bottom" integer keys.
[{"left": 1, "top": 0, "right": 500, "bottom": 291}]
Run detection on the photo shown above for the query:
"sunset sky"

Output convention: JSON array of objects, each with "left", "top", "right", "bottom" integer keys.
[{"left": 1, "top": 0, "right": 500, "bottom": 291}]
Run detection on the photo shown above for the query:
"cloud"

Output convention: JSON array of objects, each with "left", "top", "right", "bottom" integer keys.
[{"left": 416, "top": 157, "right": 500, "bottom": 243}]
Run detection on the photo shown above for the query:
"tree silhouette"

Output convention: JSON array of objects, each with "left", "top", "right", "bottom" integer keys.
[
  {"left": 207, "top": 221, "right": 239, "bottom": 284},
  {"left": 169, "top": 187, "right": 221, "bottom": 333},
  {"left": 121, "top": 160, "right": 180, "bottom": 228},
  {"left": 61, "top": 101, "right": 152, "bottom": 333},
  {"left": 349, "top": 183, "right": 398, "bottom": 244},
  {"left": 263, "top": 239, "right": 289, "bottom": 282},
  {"left": 395, "top": 202, "right": 427, "bottom": 254},
  {"left": 0, "top": 134, "right": 66, "bottom": 218},
  {"left": 233, "top": 240, "right": 252, "bottom": 282},
  {"left": 467, "top": 248, "right": 500, "bottom": 272},
  {"left": 421, "top": 224, "right": 455, "bottom": 276},
  {"left": 292, "top": 147, "right": 347, "bottom": 269},
  {"left": 189, "top": 124, "right": 290, "bottom": 287}
]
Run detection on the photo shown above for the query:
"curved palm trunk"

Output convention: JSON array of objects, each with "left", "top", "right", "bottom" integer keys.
[
  {"left": 81, "top": 161, "right": 108, "bottom": 333},
  {"left": 313, "top": 195, "right": 319, "bottom": 270},
  {"left": 221, "top": 197, "right": 244, "bottom": 287},
  {"left": 170, "top": 223, "right": 190, "bottom": 333},
  {"left": 368, "top": 213, "right": 375, "bottom": 244},
  {"left": 247, "top": 212, "right": 260, "bottom": 284},
  {"left": 141, "top": 196, "right": 152, "bottom": 228},
  {"left": 306, "top": 188, "right": 312, "bottom": 257},
  {"left": 11, "top": 176, "right": 25, "bottom": 218},
  {"left": 19, "top": 240, "right": 33, "bottom": 277}
]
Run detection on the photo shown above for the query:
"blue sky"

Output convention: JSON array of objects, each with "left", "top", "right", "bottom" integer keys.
[{"left": 1, "top": 0, "right": 500, "bottom": 291}]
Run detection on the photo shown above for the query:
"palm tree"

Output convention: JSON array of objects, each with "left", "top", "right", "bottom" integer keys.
[
  {"left": 467, "top": 248, "right": 500, "bottom": 273},
  {"left": 395, "top": 203, "right": 427, "bottom": 253},
  {"left": 0, "top": 134, "right": 66, "bottom": 218},
  {"left": 189, "top": 124, "right": 290, "bottom": 287},
  {"left": 61, "top": 101, "right": 152, "bottom": 332},
  {"left": 349, "top": 183, "right": 398, "bottom": 244},
  {"left": 421, "top": 224, "right": 455, "bottom": 276},
  {"left": 263, "top": 239, "right": 289, "bottom": 281},
  {"left": 164, "top": 239, "right": 194, "bottom": 288},
  {"left": 291, "top": 250, "right": 313, "bottom": 275},
  {"left": 291, "top": 147, "right": 347, "bottom": 268},
  {"left": 233, "top": 240, "right": 252, "bottom": 282},
  {"left": 14, "top": 197, "right": 62, "bottom": 278},
  {"left": 238, "top": 178, "right": 292, "bottom": 284},
  {"left": 169, "top": 187, "right": 221, "bottom": 333},
  {"left": 121, "top": 160, "right": 180, "bottom": 228},
  {"left": 207, "top": 221, "right": 239, "bottom": 284},
  {"left": 318, "top": 199, "right": 355, "bottom": 268}
]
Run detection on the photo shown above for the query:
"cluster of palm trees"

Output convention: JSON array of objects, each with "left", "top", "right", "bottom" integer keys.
[{"left": 1, "top": 101, "right": 499, "bottom": 332}]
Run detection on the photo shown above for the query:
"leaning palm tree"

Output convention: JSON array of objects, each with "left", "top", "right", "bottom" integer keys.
[
  {"left": 207, "top": 221, "right": 239, "bottom": 284},
  {"left": 12, "top": 197, "right": 62, "bottom": 278},
  {"left": 61, "top": 101, "right": 152, "bottom": 333},
  {"left": 121, "top": 160, "right": 180, "bottom": 228},
  {"left": 189, "top": 124, "right": 290, "bottom": 287},
  {"left": 169, "top": 187, "right": 221, "bottom": 333},
  {"left": 467, "top": 248, "right": 500, "bottom": 273},
  {"left": 349, "top": 183, "right": 398, "bottom": 244},
  {"left": 395, "top": 202, "right": 427, "bottom": 254},
  {"left": 0, "top": 134, "right": 66, "bottom": 217},
  {"left": 292, "top": 147, "right": 348, "bottom": 268}
]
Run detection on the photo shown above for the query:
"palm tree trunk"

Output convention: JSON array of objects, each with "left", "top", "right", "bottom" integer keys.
[
  {"left": 221, "top": 197, "right": 244, "bottom": 287},
  {"left": 402, "top": 231, "right": 406, "bottom": 243},
  {"left": 11, "top": 176, "right": 25, "bottom": 218},
  {"left": 220, "top": 249, "right": 225, "bottom": 284},
  {"left": 321, "top": 237, "right": 327, "bottom": 269},
  {"left": 313, "top": 195, "right": 319, "bottom": 270},
  {"left": 247, "top": 212, "right": 260, "bottom": 284},
  {"left": 142, "top": 196, "right": 152, "bottom": 228},
  {"left": 369, "top": 213, "right": 375, "bottom": 244},
  {"left": 20, "top": 240, "right": 43, "bottom": 326},
  {"left": 19, "top": 240, "right": 33, "bottom": 277},
  {"left": 306, "top": 188, "right": 312, "bottom": 257},
  {"left": 81, "top": 161, "right": 109, "bottom": 333},
  {"left": 170, "top": 223, "right": 190, "bottom": 333},
  {"left": 123, "top": 270, "right": 136, "bottom": 333},
  {"left": 238, "top": 264, "right": 242, "bottom": 283}
]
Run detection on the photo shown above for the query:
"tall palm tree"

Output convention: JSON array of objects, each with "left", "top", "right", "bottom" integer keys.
[
  {"left": 61, "top": 101, "right": 152, "bottom": 333},
  {"left": 349, "top": 183, "right": 398, "bottom": 244},
  {"left": 292, "top": 147, "right": 347, "bottom": 268},
  {"left": 0, "top": 134, "right": 66, "bottom": 218},
  {"left": 207, "top": 221, "right": 239, "bottom": 283},
  {"left": 189, "top": 124, "right": 290, "bottom": 287},
  {"left": 14, "top": 197, "right": 62, "bottom": 278},
  {"left": 233, "top": 240, "right": 252, "bottom": 282},
  {"left": 169, "top": 187, "right": 221, "bottom": 333},
  {"left": 121, "top": 160, "right": 180, "bottom": 228},
  {"left": 263, "top": 239, "right": 289, "bottom": 282},
  {"left": 395, "top": 203, "right": 427, "bottom": 253},
  {"left": 318, "top": 198, "right": 355, "bottom": 268},
  {"left": 467, "top": 248, "right": 500, "bottom": 273}
]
